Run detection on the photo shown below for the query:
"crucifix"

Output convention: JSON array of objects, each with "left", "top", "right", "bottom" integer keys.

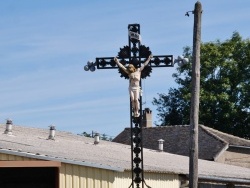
[{"left": 85, "top": 23, "right": 174, "bottom": 188}]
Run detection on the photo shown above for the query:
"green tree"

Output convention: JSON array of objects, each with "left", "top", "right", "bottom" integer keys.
[
  {"left": 153, "top": 32, "right": 250, "bottom": 139},
  {"left": 81, "top": 131, "right": 92, "bottom": 137},
  {"left": 101, "top": 133, "right": 108, "bottom": 141},
  {"left": 80, "top": 131, "right": 113, "bottom": 141}
]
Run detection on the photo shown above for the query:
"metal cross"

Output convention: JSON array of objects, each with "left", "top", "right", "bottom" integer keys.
[{"left": 85, "top": 23, "right": 174, "bottom": 188}]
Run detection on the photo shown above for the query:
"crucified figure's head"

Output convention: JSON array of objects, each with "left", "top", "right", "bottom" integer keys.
[{"left": 127, "top": 64, "right": 136, "bottom": 73}]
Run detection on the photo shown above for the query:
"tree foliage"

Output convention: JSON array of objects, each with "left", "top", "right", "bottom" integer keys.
[
  {"left": 153, "top": 32, "right": 250, "bottom": 139},
  {"left": 80, "top": 131, "right": 113, "bottom": 141}
]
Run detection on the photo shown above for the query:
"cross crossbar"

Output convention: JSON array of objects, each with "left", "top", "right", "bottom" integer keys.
[{"left": 96, "top": 55, "right": 174, "bottom": 70}]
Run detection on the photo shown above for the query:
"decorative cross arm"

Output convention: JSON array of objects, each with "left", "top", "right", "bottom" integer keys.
[{"left": 95, "top": 55, "right": 174, "bottom": 69}]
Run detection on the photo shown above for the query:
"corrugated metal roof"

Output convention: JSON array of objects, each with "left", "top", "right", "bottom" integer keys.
[{"left": 0, "top": 124, "right": 250, "bottom": 181}]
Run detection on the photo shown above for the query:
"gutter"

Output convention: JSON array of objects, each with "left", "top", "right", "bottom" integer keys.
[
  {"left": 183, "top": 174, "right": 250, "bottom": 185},
  {"left": 198, "top": 175, "right": 250, "bottom": 185},
  {"left": 0, "top": 149, "right": 124, "bottom": 172},
  {"left": 229, "top": 145, "right": 250, "bottom": 149}
]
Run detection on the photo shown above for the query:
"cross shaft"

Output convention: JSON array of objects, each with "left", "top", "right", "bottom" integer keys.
[{"left": 87, "top": 24, "right": 173, "bottom": 188}]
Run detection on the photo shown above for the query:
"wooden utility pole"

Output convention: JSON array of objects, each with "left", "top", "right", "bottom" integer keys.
[{"left": 189, "top": 2, "right": 202, "bottom": 188}]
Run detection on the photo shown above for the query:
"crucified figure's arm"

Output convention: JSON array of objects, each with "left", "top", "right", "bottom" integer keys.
[
  {"left": 139, "top": 54, "right": 153, "bottom": 71},
  {"left": 114, "top": 57, "right": 129, "bottom": 74}
]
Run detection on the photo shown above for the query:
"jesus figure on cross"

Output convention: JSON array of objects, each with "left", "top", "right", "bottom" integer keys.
[{"left": 114, "top": 55, "right": 153, "bottom": 117}]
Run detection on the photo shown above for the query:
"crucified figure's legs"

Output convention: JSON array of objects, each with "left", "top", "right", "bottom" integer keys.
[{"left": 130, "top": 89, "right": 140, "bottom": 117}]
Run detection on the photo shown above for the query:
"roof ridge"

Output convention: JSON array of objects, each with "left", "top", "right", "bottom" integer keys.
[
  {"left": 7, "top": 124, "right": 78, "bottom": 135},
  {"left": 143, "top": 125, "right": 190, "bottom": 129},
  {"left": 200, "top": 125, "right": 250, "bottom": 144},
  {"left": 199, "top": 125, "right": 229, "bottom": 145}
]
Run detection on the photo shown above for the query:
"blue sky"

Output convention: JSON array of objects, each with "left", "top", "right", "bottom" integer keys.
[{"left": 0, "top": 0, "right": 250, "bottom": 138}]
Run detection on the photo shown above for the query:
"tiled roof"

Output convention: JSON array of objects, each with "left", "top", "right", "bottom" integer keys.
[
  {"left": 0, "top": 124, "right": 250, "bottom": 182},
  {"left": 113, "top": 125, "right": 250, "bottom": 160},
  {"left": 200, "top": 125, "right": 250, "bottom": 147}
]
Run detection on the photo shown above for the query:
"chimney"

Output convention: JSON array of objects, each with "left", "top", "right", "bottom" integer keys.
[
  {"left": 94, "top": 133, "right": 100, "bottom": 144},
  {"left": 158, "top": 139, "right": 164, "bottom": 152},
  {"left": 4, "top": 119, "right": 13, "bottom": 135},
  {"left": 48, "top": 125, "right": 56, "bottom": 140},
  {"left": 142, "top": 108, "right": 152, "bottom": 128}
]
